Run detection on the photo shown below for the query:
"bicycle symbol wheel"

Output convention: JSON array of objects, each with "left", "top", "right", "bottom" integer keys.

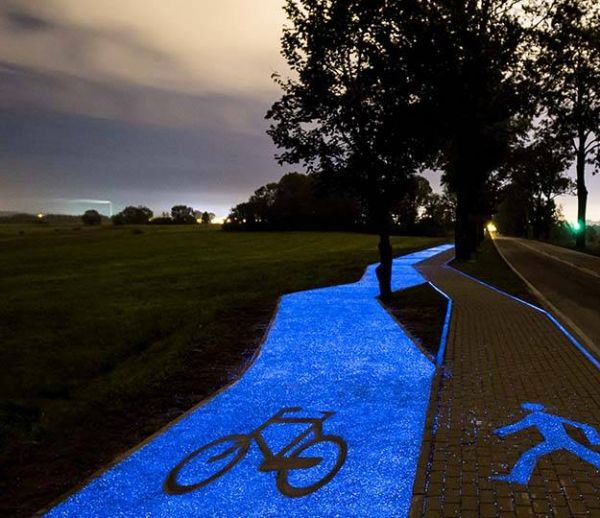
[
  {"left": 277, "top": 435, "right": 347, "bottom": 498},
  {"left": 164, "top": 434, "right": 249, "bottom": 495}
]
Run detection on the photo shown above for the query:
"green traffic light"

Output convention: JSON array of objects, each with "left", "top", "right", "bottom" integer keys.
[{"left": 572, "top": 221, "right": 583, "bottom": 233}]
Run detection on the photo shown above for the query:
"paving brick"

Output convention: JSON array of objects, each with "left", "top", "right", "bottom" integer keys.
[
  {"left": 551, "top": 507, "right": 572, "bottom": 518},
  {"left": 410, "top": 251, "right": 600, "bottom": 515},
  {"left": 460, "top": 495, "right": 478, "bottom": 510},
  {"left": 498, "top": 496, "right": 515, "bottom": 512},
  {"left": 515, "top": 506, "right": 535, "bottom": 517}
]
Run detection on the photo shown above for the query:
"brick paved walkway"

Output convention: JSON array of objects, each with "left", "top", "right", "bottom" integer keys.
[{"left": 411, "top": 251, "right": 600, "bottom": 517}]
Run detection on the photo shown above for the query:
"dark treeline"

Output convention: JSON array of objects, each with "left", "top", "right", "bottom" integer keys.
[
  {"left": 225, "top": 172, "right": 454, "bottom": 236},
  {"left": 0, "top": 213, "right": 111, "bottom": 225},
  {"left": 495, "top": 135, "right": 574, "bottom": 240},
  {"left": 1, "top": 206, "right": 217, "bottom": 227},
  {"left": 112, "top": 205, "right": 216, "bottom": 225},
  {"left": 225, "top": 173, "right": 361, "bottom": 231},
  {"left": 253, "top": 0, "right": 600, "bottom": 298}
]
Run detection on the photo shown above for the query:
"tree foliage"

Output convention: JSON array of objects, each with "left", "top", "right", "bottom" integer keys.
[
  {"left": 425, "top": 0, "right": 536, "bottom": 258},
  {"left": 263, "top": 0, "right": 592, "bottom": 267},
  {"left": 200, "top": 212, "right": 216, "bottom": 225},
  {"left": 226, "top": 172, "right": 452, "bottom": 235},
  {"left": 535, "top": 0, "right": 600, "bottom": 248},
  {"left": 112, "top": 206, "right": 153, "bottom": 225},
  {"left": 267, "top": 0, "right": 443, "bottom": 297},
  {"left": 226, "top": 173, "right": 361, "bottom": 231},
  {"left": 81, "top": 209, "right": 102, "bottom": 226},
  {"left": 497, "top": 133, "right": 574, "bottom": 238},
  {"left": 170, "top": 205, "right": 197, "bottom": 225}
]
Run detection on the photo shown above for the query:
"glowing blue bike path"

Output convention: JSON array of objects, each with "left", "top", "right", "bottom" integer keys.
[{"left": 47, "top": 244, "right": 454, "bottom": 517}]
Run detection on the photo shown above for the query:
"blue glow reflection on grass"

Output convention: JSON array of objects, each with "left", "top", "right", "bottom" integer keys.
[{"left": 47, "top": 244, "right": 454, "bottom": 518}]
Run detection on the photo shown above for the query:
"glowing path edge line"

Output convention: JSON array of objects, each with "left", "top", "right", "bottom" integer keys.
[
  {"left": 427, "top": 282, "right": 453, "bottom": 367},
  {"left": 445, "top": 260, "right": 600, "bottom": 372},
  {"left": 46, "top": 243, "right": 455, "bottom": 518}
]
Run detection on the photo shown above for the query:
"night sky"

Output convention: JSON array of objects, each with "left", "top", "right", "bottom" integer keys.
[{"left": 1, "top": 0, "right": 598, "bottom": 221}]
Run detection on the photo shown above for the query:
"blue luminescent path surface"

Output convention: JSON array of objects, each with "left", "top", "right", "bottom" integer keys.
[{"left": 47, "top": 244, "right": 454, "bottom": 517}]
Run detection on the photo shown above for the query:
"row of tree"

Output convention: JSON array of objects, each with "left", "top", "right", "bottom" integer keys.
[
  {"left": 495, "top": 137, "right": 574, "bottom": 239},
  {"left": 225, "top": 172, "right": 455, "bottom": 236},
  {"left": 265, "top": 0, "right": 600, "bottom": 299},
  {"left": 81, "top": 206, "right": 216, "bottom": 226}
]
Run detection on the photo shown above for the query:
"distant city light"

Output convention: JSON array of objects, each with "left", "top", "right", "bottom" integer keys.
[{"left": 37, "top": 213, "right": 44, "bottom": 219}]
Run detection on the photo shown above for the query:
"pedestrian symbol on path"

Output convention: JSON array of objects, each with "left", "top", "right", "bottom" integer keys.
[{"left": 492, "top": 403, "right": 600, "bottom": 485}]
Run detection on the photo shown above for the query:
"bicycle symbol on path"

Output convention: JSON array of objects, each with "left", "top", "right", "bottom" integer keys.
[
  {"left": 164, "top": 407, "right": 347, "bottom": 498},
  {"left": 492, "top": 403, "right": 600, "bottom": 485}
]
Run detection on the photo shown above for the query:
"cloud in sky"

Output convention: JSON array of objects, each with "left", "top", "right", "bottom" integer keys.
[
  {"left": 1, "top": 99, "right": 283, "bottom": 211},
  {"left": 0, "top": 63, "right": 274, "bottom": 134},
  {"left": 0, "top": 0, "right": 598, "bottom": 220},
  {"left": 0, "top": 0, "right": 290, "bottom": 216},
  {"left": 0, "top": 0, "right": 286, "bottom": 97}
]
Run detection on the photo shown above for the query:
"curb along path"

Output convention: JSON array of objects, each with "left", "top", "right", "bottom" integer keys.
[
  {"left": 412, "top": 251, "right": 600, "bottom": 518},
  {"left": 45, "top": 244, "right": 453, "bottom": 517}
]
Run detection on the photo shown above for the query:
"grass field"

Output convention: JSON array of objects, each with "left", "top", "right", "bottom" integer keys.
[{"left": 1, "top": 223, "right": 445, "bottom": 513}]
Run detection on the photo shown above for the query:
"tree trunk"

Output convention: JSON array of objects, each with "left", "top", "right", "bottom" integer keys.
[
  {"left": 454, "top": 189, "right": 476, "bottom": 260},
  {"left": 531, "top": 199, "right": 541, "bottom": 240},
  {"left": 576, "top": 138, "right": 588, "bottom": 250},
  {"left": 376, "top": 230, "right": 393, "bottom": 301},
  {"left": 476, "top": 216, "right": 485, "bottom": 246}
]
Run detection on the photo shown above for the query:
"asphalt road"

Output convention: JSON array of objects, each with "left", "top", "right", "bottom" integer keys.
[{"left": 495, "top": 236, "right": 600, "bottom": 357}]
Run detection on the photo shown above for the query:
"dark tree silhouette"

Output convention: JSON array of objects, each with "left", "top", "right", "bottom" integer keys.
[
  {"left": 421, "top": 190, "right": 456, "bottom": 235},
  {"left": 226, "top": 173, "right": 361, "bottom": 231},
  {"left": 225, "top": 172, "right": 453, "bottom": 235},
  {"left": 391, "top": 176, "right": 433, "bottom": 230},
  {"left": 503, "top": 134, "right": 574, "bottom": 239},
  {"left": 200, "top": 212, "right": 216, "bottom": 224},
  {"left": 496, "top": 131, "right": 574, "bottom": 239},
  {"left": 536, "top": 0, "right": 600, "bottom": 248},
  {"left": 495, "top": 182, "right": 530, "bottom": 237},
  {"left": 112, "top": 206, "right": 153, "bottom": 225},
  {"left": 426, "top": 0, "right": 539, "bottom": 259},
  {"left": 267, "top": 0, "right": 440, "bottom": 298},
  {"left": 171, "top": 205, "right": 197, "bottom": 225},
  {"left": 81, "top": 209, "right": 102, "bottom": 226}
]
